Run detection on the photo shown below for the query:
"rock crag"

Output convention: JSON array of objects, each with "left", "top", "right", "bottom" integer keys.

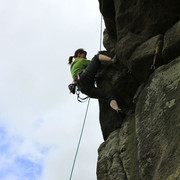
[{"left": 96, "top": 0, "right": 180, "bottom": 179}]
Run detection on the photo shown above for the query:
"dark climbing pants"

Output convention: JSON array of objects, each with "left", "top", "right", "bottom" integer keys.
[{"left": 77, "top": 54, "right": 115, "bottom": 104}]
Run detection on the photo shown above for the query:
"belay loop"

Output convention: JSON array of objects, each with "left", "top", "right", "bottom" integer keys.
[{"left": 76, "top": 89, "right": 89, "bottom": 103}]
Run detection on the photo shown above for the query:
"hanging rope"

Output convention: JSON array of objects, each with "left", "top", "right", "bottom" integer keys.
[
  {"left": 69, "top": 98, "right": 90, "bottom": 180},
  {"left": 100, "top": 15, "right": 103, "bottom": 51},
  {"left": 69, "top": 3, "right": 104, "bottom": 179},
  {"left": 99, "top": 0, "right": 104, "bottom": 51}
]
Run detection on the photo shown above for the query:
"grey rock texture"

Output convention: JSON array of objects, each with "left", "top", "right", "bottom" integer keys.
[
  {"left": 96, "top": 0, "right": 180, "bottom": 179},
  {"left": 97, "top": 20, "right": 180, "bottom": 141},
  {"left": 128, "top": 34, "right": 163, "bottom": 83},
  {"left": 97, "top": 114, "right": 139, "bottom": 180},
  {"left": 99, "top": 0, "right": 180, "bottom": 65},
  {"left": 163, "top": 21, "right": 180, "bottom": 63},
  {"left": 97, "top": 57, "right": 180, "bottom": 180},
  {"left": 135, "top": 57, "right": 180, "bottom": 180}
]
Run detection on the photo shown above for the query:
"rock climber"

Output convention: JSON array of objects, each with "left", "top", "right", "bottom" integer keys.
[{"left": 68, "top": 48, "right": 126, "bottom": 118}]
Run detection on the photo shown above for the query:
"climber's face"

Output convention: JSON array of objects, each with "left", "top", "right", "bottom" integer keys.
[{"left": 77, "top": 52, "right": 87, "bottom": 59}]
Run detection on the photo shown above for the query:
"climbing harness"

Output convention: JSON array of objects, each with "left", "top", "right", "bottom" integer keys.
[
  {"left": 69, "top": 5, "right": 104, "bottom": 180},
  {"left": 68, "top": 83, "right": 88, "bottom": 102},
  {"left": 76, "top": 90, "right": 89, "bottom": 103},
  {"left": 151, "top": 46, "right": 159, "bottom": 70},
  {"left": 68, "top": 73, "right": 89, "bottom": 103}
]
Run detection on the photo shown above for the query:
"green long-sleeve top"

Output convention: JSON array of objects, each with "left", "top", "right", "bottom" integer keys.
[{"left": 70, "top": 58, "right": 91, "bottom": 79}]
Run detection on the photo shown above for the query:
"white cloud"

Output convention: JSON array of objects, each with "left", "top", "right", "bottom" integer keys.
[
  {"left": 0, "top": 0, "right": 104, "bottom": 179},
  {"left": 0, "top": 127, "right": 43, "bottom": 180}
]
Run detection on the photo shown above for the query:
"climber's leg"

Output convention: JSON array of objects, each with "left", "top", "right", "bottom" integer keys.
[
  {"left": 77, "top": 54, "right": 126, "bottom": 118},
  {"left": 87, "top": 87, "right": 126, "bottom": 118},
  {"left": 98, "top": 54, "right": 113, "bottom": 63},
  {"left": 88, "top": 86, "right": 115, "bottom": 103},
  {"left": 84, "top": 54, "right": 101, "bottom": 78},
  {"left": 98, "top": 54, "right": 118, "bottom": 63},
  {"left": 84, "top": 54, "right": 114, "bottom": 78}
]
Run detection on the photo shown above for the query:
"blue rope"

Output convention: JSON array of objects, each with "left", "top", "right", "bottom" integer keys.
[
  {"left": 69, "top": 98, "right": 90, "bottom": 180},
  {"left": 100, "top": 15, "right": 103, "bottom": 51},
  {"left": 100, "top": 0, "right": 103, "bottom": 51},
  {"left": 69, "top": 2, "right": 104, "bottom": 178}
]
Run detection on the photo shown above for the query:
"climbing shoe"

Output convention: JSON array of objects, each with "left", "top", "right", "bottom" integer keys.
[{"left": 117, "top": 109, "right": 126, "bottom": 119}]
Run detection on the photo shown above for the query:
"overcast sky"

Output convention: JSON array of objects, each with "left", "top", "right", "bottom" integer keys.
[{"left": 0, "top": 0, "right": 105, "bottom": 179}]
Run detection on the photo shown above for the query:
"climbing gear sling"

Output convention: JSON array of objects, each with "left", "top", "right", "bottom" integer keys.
[{"left": 151, "top": 46, "right": 159, "bottom": 70}]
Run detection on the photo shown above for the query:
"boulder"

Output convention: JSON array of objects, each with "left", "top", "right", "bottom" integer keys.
[
  {"left": 97, "top": 114, "right": 139, "bottom": 180},
  {"left": 136, "top": 56, "right": 180, "bottom": 180},
  {"left": 96, "top": 1, "right": 180, "bottom": 139},
  {"left": 97, "top": 57, "right": 180, "bottom": 180},
  {"left": 96, "top": 1, "right": 180, "bottom": 179}
]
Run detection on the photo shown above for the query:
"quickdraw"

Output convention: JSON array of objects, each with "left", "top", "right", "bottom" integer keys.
[{"left": 151, "top": 46, "right": 159, "bottom": 70}]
